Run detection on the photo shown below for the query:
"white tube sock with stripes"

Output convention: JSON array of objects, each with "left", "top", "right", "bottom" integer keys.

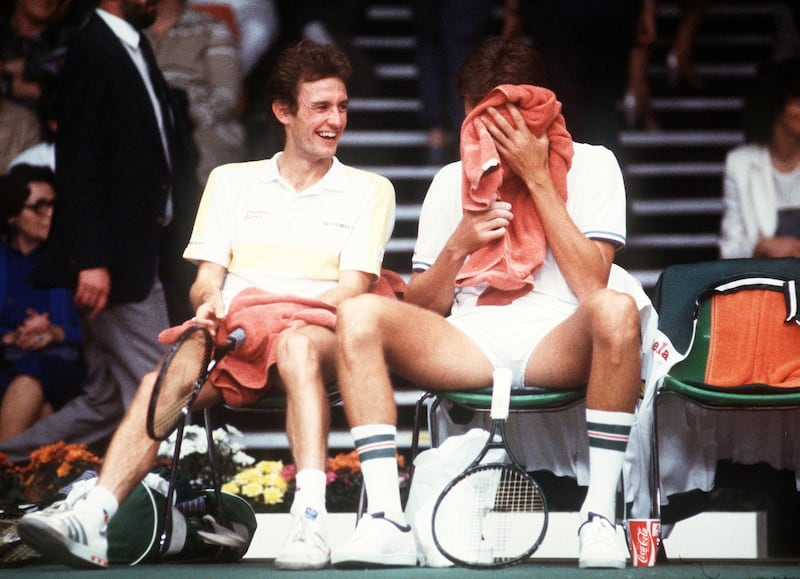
[
  {"left": 580, "top": 409, "right": 634, "bottom": 523},
  {"left": 351, "top": 424, "right": 404, "bottom": 519}
]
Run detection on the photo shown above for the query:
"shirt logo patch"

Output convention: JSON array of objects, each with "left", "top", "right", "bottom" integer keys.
[
  {"left": 244, "top": 210, "right": 270, "bottom": 221},
  {"left": 322, "top": 220, "right": 351, "bottom": 231}
]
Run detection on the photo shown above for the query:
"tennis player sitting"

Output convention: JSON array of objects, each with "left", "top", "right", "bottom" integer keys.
[
  {"left": 18, "top": 40, "right": 395, "bottom": 571},
  {"left": 331, "top": 38, "right": 641, "bottom": 569}
]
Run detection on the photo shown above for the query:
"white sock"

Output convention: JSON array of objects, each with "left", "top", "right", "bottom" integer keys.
[
  {"left": 292, "top": 468, "right": 327, "bottom": 516},
  {"left": 351, "top": 424, "right": 403, "bottom": 519},
  {"left": 580, "top": 409, "right": 634, "bottom": 523},
  {"left": 81, "top": 485, "right": 119, "bottom": 528}
]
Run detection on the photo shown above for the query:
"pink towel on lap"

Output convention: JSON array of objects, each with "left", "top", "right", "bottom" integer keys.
[
  {"left": 158, "top": 289, "right": 337, "bottom": 406},
  {"left": 157, "top": 270, "right": 405, "bottom": 406},
  {"left": 456, "top": 84, "right": 574, "bottom": 305}
]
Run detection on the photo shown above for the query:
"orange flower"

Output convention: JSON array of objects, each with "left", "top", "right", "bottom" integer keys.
[
  {"left": 14, "top": 441, "right": 101, "bottom": 503},
  {"left": 328, "top": 450, "right": 361, "bottom": 473}
]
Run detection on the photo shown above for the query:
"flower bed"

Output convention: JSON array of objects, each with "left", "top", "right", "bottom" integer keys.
[{"left": 1, "top": 425, "right": 409, "bottom": 515}]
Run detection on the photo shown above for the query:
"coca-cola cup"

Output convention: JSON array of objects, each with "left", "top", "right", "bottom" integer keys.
[{"left": 627, "top": 518, "right": 660, "bottom": 567}]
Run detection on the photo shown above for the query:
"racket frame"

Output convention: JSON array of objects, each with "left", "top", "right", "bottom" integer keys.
[
  {"left": 146, "top": 325, "right": 213, "bottom": 442},
  {"left": 431, "top": 370, "right": 549, "bottom": 569}
]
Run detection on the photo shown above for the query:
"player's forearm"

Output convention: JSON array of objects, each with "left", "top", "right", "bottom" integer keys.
[
  {"left": 317, "top": 270, "right": 374, "bottom": 307},
  {"left": 189, "top": 262, "right": 227, "bottom": 312},
  {"left": 525, "top": 178, "right": 612, "bottom": 299},
  {"left": 404, "top": 245, "right": 464, "bottom": 315}
]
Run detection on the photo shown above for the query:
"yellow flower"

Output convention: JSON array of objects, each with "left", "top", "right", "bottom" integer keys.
[
  {"left": 241, "top": 482, "right": 264, "bottom": 498},
  {"left": 256, "top": 460, "right": 283, "bottom": 474},
  {"left": 221, "top": 481, "right": 240, "bottom": 494},
  {"left": 264, "top": 472, "right": 288, "bottom": 492},
  {"left": 262, "top": 487, "right": 284, "bottom": 505},
  {"left": 234, "top": 469, "right": 261, "bottom": 484}
]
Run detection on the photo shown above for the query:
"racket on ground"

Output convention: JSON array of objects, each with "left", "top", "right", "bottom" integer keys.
[
  {"left": 146, "top": 325, "right": 247, "bottom": 441},
  {"left": 431, "top": 368, "right": 548, "bottom": 569}
]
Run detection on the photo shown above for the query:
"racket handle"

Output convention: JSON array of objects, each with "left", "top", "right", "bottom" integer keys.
[
  {"left": 225, "top": 327, "right": 247, "bottom": 351},
  {"left": 207, "top": 327, "right": 247, "bottom": 373},
  {"left": 491, "top": 367, "right": 512, "bottom": 420}
]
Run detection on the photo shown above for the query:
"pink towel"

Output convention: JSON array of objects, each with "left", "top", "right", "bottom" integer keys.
[
  {"left": 456, "top": 84, "right": 574, "bottom": 305},
  {"left": 157, "top": 270, "right": 406, "bottom": 406}
]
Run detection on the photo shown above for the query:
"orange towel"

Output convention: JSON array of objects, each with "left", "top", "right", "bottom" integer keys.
[
  {"left": 157, "top": 270, "right": 406, "bottom": 406},
  {"left": 456, "top": 84, "right": 574, "bottom": 305},
  {"left": 706, "top": 290, "right": 800, "bottom": 387}
]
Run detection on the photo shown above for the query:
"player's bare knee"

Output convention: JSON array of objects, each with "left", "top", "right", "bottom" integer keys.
[
  {"left": 337, "top": 294, "right": 384, "bottom": 346},
  {"left": 276, "top": 330, "right": 319, "bottom": 367},
  {"left": 586, "top": 289, "right": 640, "bottom": 346}
]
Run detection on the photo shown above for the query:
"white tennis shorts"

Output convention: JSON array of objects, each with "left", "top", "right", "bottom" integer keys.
[{"left": 446, "top": 295, "right": 576, "bottom": 388}]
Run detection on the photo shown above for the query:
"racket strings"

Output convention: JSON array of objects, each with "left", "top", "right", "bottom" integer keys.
[
  {"left": 434, "top": 465, "right": 546, "bottom": 567},
  {"left": 493, "top": 469, "right": 545, "bottom": 512},
  {"left": 151, "top": 331, "right": 210, "bottom": 439}
]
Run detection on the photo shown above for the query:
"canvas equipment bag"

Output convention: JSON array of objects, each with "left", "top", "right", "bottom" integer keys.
[{"left": 107, "top": 471, "right": 257, "bottom": 565}]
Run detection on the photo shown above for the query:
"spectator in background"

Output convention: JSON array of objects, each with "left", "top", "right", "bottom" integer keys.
[
  {"left": 623, "top": 0, "right": 712, "bottom": 130},
  {"left": 188, "top": 0, "right": 278, "bottom": 77},
  {"left": 8, "top": 76, "right": 58, "bottom": 171},
  {"left": 720, "top": 57, "right": 800, "bottom": 259},
  {"left": 0, "top": 93, "right": 40, "bottom": 172},
  {"left": 148, "top": 0, "right": 246, "bottom": 184},
  {"left": 0, "top": 0, "right": 71, "bottom": 111},
  {"left": 0, "top": 165, "right": 85, "bottom": 443},
  {"left": 665, "top": 0, "right": 711, "bottom": 92},
  {"left": 0, "top": 0, "right": 199, "bottom": 463},
  {"left": 414, "top": 0, "right": 493, "bottom": 164},
  {"left": 623, "top": 0, "right": 659, "bottom": 130}
]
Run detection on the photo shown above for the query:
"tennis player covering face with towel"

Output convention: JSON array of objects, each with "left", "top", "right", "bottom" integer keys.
[
  {"left": 18, "top": 40, "right": 396, "bottom": 571},
  {"left": 331, "top": 37, "right": 645, "bottom": 569}
]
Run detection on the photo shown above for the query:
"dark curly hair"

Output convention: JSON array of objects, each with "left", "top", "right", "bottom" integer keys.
[{"left": 265, "top": 40, "right": 352, "bottom": 125}]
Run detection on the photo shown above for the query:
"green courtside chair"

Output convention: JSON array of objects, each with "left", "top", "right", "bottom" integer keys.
[
  {"left": 410, "top": 386, "right": 586, "bottom": 462},
  {"left": 650, "top": 258, "right": 800, "bottom": 524}
]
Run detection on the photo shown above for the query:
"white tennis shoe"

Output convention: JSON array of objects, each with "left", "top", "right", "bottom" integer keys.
[
  {"left": 18, "top": 496, "right": 108, "bottom": 569},
  {"left": 578, "top": 512, "right": 628, "bottom": 569},
  {"left": 274, "top": 506, "right": 330, "bottom": 570},
  {"left": 332, "top": 511, "right": 417, "bottom": 567}
]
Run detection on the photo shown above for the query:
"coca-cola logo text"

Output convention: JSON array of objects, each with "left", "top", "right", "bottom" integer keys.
[{"left": 636, "top": 526, "right": 651, "bottom": 561}]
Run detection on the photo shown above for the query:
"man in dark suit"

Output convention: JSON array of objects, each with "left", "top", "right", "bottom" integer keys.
[{"left": 0, "top": 0, "right": 198, "bottom": 462}]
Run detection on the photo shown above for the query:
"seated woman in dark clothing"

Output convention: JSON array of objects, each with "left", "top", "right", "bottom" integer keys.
[{"left": 0, "top": 164, "right": 85, "bottom": 443}]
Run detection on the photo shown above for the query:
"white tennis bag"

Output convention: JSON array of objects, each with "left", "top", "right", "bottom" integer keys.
[{"left": 404, "top": 427, "right": 506, "bottom": 566}]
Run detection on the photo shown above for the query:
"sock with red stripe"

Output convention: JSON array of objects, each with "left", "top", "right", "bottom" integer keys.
[
  {"left": 351, "top": 424, "right": 404, "bottom": 519},
  {"left": 580, "top": 409, "right": 634, "bottom": 523}
]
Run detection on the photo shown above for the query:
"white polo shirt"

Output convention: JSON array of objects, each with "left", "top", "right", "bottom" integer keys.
[
  {"left": 185, "top": 153, "right": 395, "bottom": 309},
  {"left": 413, "top": 142, "right": 627, "bottom": 312}
]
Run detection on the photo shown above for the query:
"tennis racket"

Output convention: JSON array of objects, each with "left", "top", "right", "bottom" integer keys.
[
  {"left": 146, "top": 325, "right": 247, "bottom": 441},
  {"left": 431, "top": 368, "right": 548, "bottom": 569}
]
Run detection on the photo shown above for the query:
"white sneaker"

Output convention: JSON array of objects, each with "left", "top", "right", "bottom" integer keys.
[
  {"left": 332, "top": 511, "right": 417, "bottom": 568},
  {"left": 18, "top": 497, "right": 108, "bottom": 569},
  {"left": 578, "top": 512, "right": 628, "bottom": 569},
  {"left": 274, "top": 506, "right": 330, "bottom": 570}
]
